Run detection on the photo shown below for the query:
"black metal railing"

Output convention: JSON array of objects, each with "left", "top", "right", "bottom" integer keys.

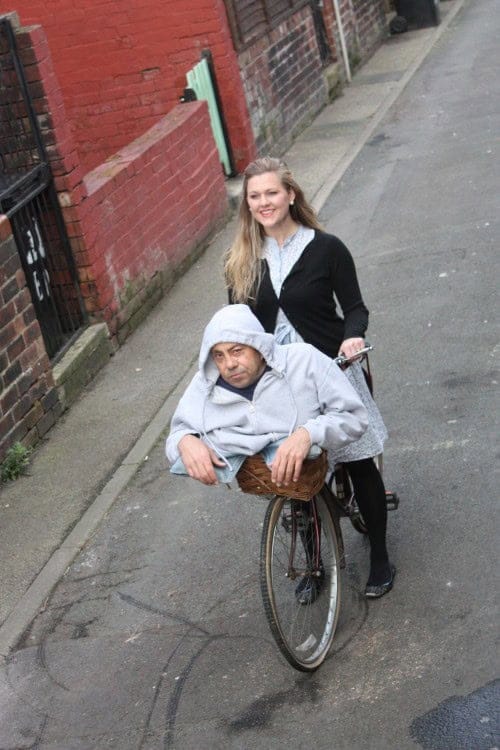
[{"left": 0, "top": 16, "right": 86, "bottom": 360}]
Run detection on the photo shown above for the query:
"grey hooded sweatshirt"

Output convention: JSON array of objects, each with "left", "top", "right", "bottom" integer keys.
[{"left": 165, "top": 305, "right": 368, "bottom": 467}]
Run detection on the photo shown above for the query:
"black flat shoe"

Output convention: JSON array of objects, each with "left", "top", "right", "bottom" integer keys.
[{"left": 365, "top": 565, "right": 396, "bottom": 599}]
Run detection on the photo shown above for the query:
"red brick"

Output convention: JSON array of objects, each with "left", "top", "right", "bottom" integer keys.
[
  {"left": 21, "top": 303, "right": 37, "bottom": 326},
  {"left": 7, "top": 335, "right": 25, "bottom": 363},
  {"left": 0, "top": 412, "right": 15, "bottom": 443},
  {"left": 24, "top": 400, "right": 44, "bottom": 430},
  {"left": 12, "top": 392, "right": 35, "bottom": 422},
  {"left": 7, "top": 419, "right": 28, "bottom": 444},
  {"left": 1, "top": 384, "right": 19, "bottom": 414},
  {"left": 0, "top": 216, "right": 12, "bottom": 242},
  {"left": 41, "top": 387, "right": 59, "bottom": 412},
  {"left": 23, "top": 321, "right": 43, "bottom": 347},
  {"left": 17, "top": 367, "right": 37, "bottom": 397},
  {"left": 1, "top": 276, "right": 21, "bottom": 305},
  {"left": 0, "top": 301, "right": 16, "bottom": 328}
]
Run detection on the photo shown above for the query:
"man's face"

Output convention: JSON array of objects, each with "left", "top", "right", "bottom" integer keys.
[{"left": 211, "top": 342, "right": 266, "bottom": 388}]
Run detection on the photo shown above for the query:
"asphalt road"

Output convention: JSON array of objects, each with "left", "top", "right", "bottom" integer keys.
[{"left": 1, "top": 1, "right": 498, "bottom": 747}]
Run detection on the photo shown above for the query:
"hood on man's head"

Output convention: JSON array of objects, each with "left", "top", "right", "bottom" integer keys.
[{"left": 199, "top": 304, "right": 277, "bottom": 384}]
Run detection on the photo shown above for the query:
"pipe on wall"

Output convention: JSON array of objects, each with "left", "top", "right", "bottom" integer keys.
[{"left": 331, "top": 0, "right": 352, "bottom": 82}]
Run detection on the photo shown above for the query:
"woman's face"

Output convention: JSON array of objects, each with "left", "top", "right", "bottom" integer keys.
[{"left": 246, "top": 172, "right": 295, "bottom": 234}]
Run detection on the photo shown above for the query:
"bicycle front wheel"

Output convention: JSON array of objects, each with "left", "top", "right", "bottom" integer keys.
[{"left": 260, "top": 490, "right": 342, "bottom": 671}]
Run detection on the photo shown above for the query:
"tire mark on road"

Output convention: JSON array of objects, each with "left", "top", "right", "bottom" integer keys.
[
  {"left": 117, "top": 591, "right": 210, "bottom": 635},
  {"left": 132, "top": 578, "right": 261, "bottom": 749},
  {"left": 162, "top": 637, "right": 216, "bottom": 749}
]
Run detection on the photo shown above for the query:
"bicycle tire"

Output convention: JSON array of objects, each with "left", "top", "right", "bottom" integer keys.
[{"left": 260, "top": 490, "right": 341, "bottom": 671}]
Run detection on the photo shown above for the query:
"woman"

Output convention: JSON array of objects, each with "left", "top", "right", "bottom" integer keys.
[{"left": 225, "top": 156, "right": 395, "bottom": 599}]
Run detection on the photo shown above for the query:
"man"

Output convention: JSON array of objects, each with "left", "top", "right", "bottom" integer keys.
[{"left": 166, "top": 305, "right": 368, "bottom": 487}]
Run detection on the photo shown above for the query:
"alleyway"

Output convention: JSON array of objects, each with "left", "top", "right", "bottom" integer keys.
[{"left": 1, "top": 0, "right": 498, "bottom": 747}]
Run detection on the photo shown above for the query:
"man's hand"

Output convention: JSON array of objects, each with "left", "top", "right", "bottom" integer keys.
[
  {"left": 178, "top": 434, "right": 226, "bottom": 485},
  {"left": 339, "top": 337, "right": 365, "bottom": 361},
  {"left": 270, "top": 427, "right": 312, "bottom": 486}
]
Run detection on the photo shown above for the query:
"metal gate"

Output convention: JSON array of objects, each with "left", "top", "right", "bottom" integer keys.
[{"left": 0, "top": 16, "right": 86, "bottom": 361}]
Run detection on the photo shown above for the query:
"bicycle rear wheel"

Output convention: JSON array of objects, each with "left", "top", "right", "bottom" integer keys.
[{"left": 260, "top": 490, "right": 341, "bottom": 671}]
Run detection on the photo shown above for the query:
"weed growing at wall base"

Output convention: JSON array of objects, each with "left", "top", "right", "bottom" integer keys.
[{"left": 1, "top": 442, "right": 32, "bottom": 483}]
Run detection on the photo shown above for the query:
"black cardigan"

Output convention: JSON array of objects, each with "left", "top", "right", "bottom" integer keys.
[{"left": 229, "top": 231, "right": 368, "bottom": 359}]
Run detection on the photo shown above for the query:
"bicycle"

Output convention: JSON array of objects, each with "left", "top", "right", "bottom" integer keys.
[{"left": 236, "top": 346, "right": 399, "bottom": 672}]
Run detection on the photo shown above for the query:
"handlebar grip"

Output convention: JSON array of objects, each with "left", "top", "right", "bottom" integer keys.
[{"left": 334, "top": 344, "right": 373, "bottom": 367}]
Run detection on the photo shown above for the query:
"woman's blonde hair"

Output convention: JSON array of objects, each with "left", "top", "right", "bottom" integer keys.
[{"left": 224, "top": 156, "right": 322, "bottom": 302}]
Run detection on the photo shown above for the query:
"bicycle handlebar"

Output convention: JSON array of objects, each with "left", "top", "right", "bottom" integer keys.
[{"left": 334, "top": 344, "right": 373, "bottom": 368}]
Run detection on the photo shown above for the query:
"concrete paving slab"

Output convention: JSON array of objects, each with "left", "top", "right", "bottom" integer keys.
[
  {"left": 324, "top": 83, "right": 402, "bottom": 121},
  {"left": 367, "top": 31, "right": 438, "bottom": 74}
]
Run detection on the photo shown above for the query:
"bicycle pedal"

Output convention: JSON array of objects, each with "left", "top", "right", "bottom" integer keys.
[{"left": 385, "top": 491, "right": 399, "bottom": 511}]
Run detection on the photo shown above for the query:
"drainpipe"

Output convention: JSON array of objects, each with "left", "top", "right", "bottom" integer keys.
[{"left": 332, "top": 0, "right": 352, "bottom": 82}]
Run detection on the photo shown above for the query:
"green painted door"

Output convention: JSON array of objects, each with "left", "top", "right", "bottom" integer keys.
[{"left": 187, "top": 57, "right": 232, "bottom": 176}]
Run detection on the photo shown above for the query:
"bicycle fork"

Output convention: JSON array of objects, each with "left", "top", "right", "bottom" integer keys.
[{"left": 286, "top": 500, "right": 323, "bottom": 580}]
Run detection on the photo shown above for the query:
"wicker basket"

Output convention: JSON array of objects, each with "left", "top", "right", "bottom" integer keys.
[{"left": 236, "top": 450, "right": 328, "bottom": 500}]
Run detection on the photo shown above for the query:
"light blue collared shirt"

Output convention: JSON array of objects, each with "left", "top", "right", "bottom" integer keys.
[{"left": 263, "top": 225, "right": 315, "bottom": 344}]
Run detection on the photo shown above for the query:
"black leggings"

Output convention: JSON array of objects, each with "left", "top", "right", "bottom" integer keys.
[{"left": 345, "top": 458, "right": 389, "bottom": 575}]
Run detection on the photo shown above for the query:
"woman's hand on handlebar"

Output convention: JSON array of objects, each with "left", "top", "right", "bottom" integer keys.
[{"left": 338, "top": 337, "right": 366, "bottom": 362}]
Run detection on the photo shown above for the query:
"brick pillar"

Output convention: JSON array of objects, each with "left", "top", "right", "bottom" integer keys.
[{"left": 0, "top": 216, "right": 61, "bottom": 461}]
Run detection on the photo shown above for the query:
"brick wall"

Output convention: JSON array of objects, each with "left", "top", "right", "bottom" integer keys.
[
  {"left": 327, "top": 0, "right": 387, "bottom": 69},
  {"left": 74, "top": 101, "right": 228, "bottom": 344},
  {"left": 0, "top": 217, "right": 61, "bottom": 462},
  {"left": 239, "top": 5, "right": 328, "bottom": 157},
  {"left": 235, "top": 0, "right": 387, "bottom": 159},
  {"left": 9, "top": 0, "right": 255, "bottom": 173},
  {"left": 10, "top": 21, "right": 228, "bottom": 347},
  {"left": 0, "top": 21, "right": 228, "bottom": 454},
  {"left": 352, "top": 0, "right": 386, "bottom": 58}
]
